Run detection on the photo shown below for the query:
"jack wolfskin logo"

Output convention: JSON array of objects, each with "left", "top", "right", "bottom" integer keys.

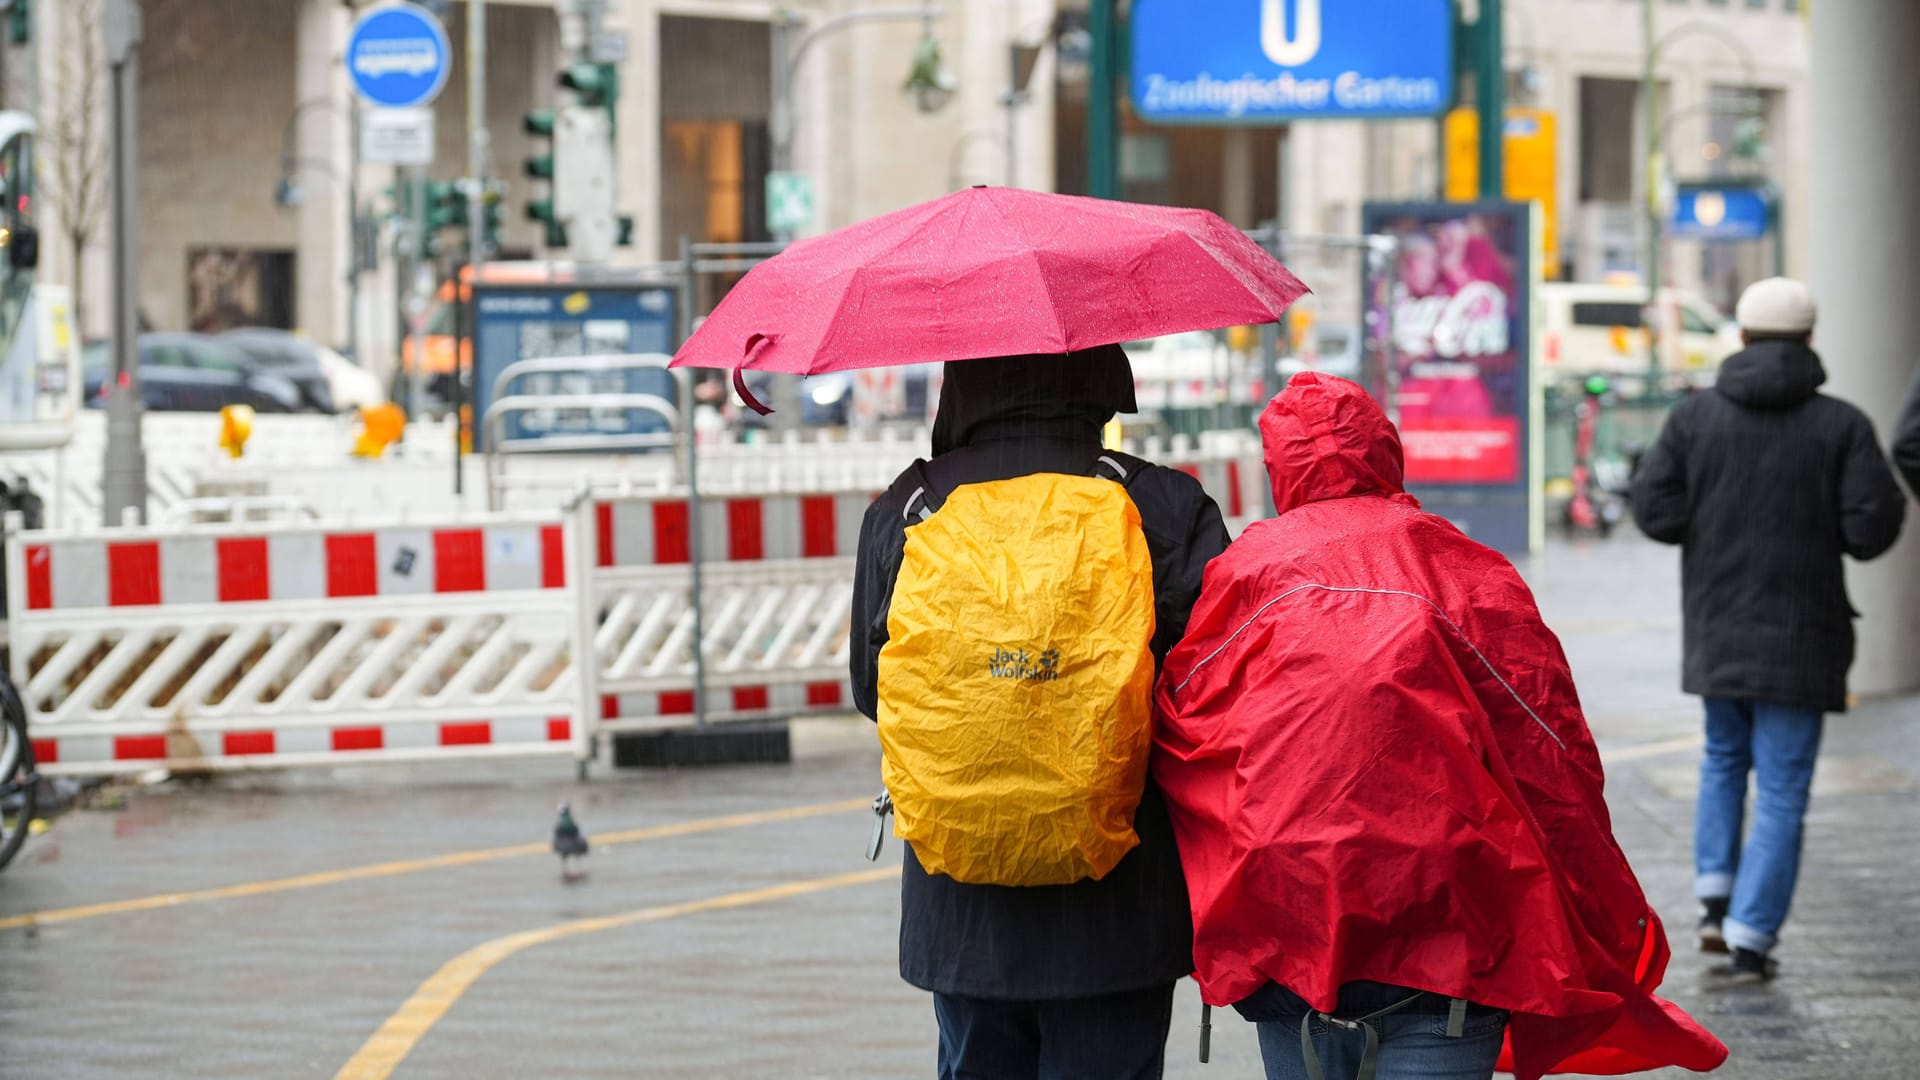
[{"left": 989, "top": 647, "right": 1061, "bottom": 682}]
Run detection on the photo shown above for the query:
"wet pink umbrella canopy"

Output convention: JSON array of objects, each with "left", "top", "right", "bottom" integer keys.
[{"left": 669, "top": 187, "right": 1310, "bottom": 379}]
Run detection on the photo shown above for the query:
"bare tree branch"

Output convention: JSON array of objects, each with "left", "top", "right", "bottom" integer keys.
[{"left": 40, "top": 0, "right": 110, "bottom": 329}]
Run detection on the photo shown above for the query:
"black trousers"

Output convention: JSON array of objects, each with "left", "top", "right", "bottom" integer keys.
[{"left": 933, "top": 982, "right": 1178, "bottom": 1080}]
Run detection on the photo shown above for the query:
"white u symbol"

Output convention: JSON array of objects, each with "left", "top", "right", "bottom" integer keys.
[{"left": 1261, "top": 0, "right": 1323, "bottom": 67}]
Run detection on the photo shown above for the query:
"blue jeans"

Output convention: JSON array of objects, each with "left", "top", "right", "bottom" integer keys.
[
  {"left": 933, "top": 982, "right": 1176, "bottom": 1080},
  {"left": 1695, "top": 697, "right": 1825, "bottom": 954},
  {"left": 1240, "top": 981, "right": 1507, "bottom": 1080}
]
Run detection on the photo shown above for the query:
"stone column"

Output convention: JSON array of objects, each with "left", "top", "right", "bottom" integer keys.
[
  {"left": 1810, "top": 0, "right": 1920, "bottom": 697},
  {"left": 295, "top": 0, "right": 349, "bottom": 346}
]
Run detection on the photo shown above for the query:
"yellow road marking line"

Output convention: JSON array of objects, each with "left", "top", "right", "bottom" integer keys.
[
  {"left": 335, "top": 865, "right": 901, "bottom": 1080},
  {"left": 0, "top": 797, "right": 869, "bottom": 933},
  {"left": 1600, "top": 734, "right": 1704, "bottom": 764}
]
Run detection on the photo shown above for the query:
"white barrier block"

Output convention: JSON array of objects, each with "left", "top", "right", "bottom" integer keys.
[
  {"left": 270, "top": 533, "right": 327, "bottom": 600},
  {"left": 377, "top": 529, "right": 436, "bottom": 595},
  {"left": 160, "top": 537, "right": 218, "bottom": 605},
  {"left": 485, "top": 526, "right": 544, "bottom": 592},
  {"left": 49, "top": 541, "right": 106, "bottom": 609}
]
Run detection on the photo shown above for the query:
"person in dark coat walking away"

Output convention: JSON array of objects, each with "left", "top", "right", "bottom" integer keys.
[
  {"left": 1631, "top": 276, "right": 1906, "bottom": 984},
  {"left": 851, "top": 345, "right": 1230, "bottom": 1079},
  {"left": 1892, "top": 368, "right": 1920, "bottom": 497}
]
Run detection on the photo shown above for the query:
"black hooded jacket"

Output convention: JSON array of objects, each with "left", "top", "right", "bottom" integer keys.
[
  {"left": 851, "top": 347, "right": 1230, "bottom": 1000},
  {"left": 1631, "top": 340, "right": 1906, "bottom": 711},
  {"left": 1894, "top": 368, "right": 1920, "bottom": 497}
]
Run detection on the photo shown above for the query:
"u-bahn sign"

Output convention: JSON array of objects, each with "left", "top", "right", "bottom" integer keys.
[
  {"left": 1131, "top": 0, "right": 1454, "bottom": 122},
  {"left": 346, "top": 3, "right": 452, "bottom": 110}
]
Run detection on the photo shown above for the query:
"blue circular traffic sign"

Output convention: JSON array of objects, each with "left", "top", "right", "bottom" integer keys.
[{"left": 346, "top": 3, "right": 451, "bottom": 109}]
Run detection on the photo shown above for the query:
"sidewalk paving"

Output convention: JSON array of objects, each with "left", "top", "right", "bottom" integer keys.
[{"left": 0, "top": 532, "right": 1913, "bottom": 1078}]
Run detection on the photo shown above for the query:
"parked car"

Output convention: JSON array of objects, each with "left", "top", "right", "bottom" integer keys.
[
  {"left": 1538, "top": 283, "right": 1741, "bottom": 384},
  {"left": 84, "top": 333, "right": 304, "bottom": 413},
  {"left": 222, "top": 327, "right": 386, "bottom": 413}
]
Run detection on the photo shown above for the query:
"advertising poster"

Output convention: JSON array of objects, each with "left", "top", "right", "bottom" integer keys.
[{"left": 1361, "top": 201, "right": 1537, "bottom": 553}]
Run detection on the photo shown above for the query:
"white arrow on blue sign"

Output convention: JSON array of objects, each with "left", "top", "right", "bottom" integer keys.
[{"left": 346, "top": 3, "right": 452, "bottom": 110}]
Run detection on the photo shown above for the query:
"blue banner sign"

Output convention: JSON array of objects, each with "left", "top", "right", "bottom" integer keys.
[
  {"left": 472, "top": 285, "right": 679, "bottom": 449},
  {"left": 1670, "top": 184, "right": 1772, "bottom": 242},
  {"left": 1132, "top": 0, "right": 1455, "bottom": 122}
]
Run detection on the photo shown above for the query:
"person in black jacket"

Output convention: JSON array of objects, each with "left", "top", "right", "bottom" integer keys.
[
  {"left": 1894, "top": 369, "right": 1920, "bottom": 496},
  {"left": 851, "top": 345, "right": 1229, "bottom": 1079},
  {"left": 1631, "top": 276, "right": 1905, "bottom": 985}
]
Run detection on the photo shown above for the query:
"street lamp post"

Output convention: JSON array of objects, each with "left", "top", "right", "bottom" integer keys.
[
  {"left": 769, "top": 2, "right": 949, "bottom": 210},
  {"left": 763, "top": 1, "right": 948, "bottom": 428},
  {"left": 275, "top": 97, "right": 360, "bottom": 360},
  {"left": 101, "top": 0, "right": 145, "bottom": 528},
  {"left": 1641, "top": 5, "right": 1764, "bottom": 379}
]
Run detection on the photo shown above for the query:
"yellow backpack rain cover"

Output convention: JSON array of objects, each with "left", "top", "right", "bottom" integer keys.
[{"left": 878, "top": 466, "right": 1157, "bottom": 887}]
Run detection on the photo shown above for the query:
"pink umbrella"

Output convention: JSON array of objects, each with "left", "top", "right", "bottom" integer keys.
[{"left": 670, "top": 187, "right": 1309, "bottom": 410}]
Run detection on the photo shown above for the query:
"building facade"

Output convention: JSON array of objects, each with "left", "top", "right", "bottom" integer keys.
[{"left": 2, "top": 0, "right": 1808, "bottom": 373}]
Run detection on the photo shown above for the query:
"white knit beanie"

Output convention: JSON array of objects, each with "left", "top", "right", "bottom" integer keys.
[{"left": 1735, "top": 277, "right": 1817, "bottom": 335}]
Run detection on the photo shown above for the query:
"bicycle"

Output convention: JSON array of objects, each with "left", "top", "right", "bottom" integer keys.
[{"left": 0, "top": 672, "right": 36, "bottom": 874}]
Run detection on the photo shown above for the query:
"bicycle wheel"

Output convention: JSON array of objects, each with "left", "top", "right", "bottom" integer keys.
[{"left": 0, "top": 675, "right": 35, "bottom": 874}]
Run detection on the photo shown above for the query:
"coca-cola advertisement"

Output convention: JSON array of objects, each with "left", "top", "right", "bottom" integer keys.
[{"left": 1362, "top": 201, "right": 1535, "bottom": 551}]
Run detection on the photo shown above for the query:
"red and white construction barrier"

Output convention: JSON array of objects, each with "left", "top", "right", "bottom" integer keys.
[
  {"left": 5, "top": 514, "right": 586, "bottom": 775},
  {"left": 583, "top": 490, "right": 875, "bottom": 733},
  {"left": 2, "top": 435, "right": 1268, "bottom": 775}
]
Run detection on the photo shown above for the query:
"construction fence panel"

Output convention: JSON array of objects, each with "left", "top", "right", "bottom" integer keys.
[
  {"left": 582, "top": 489, "right": 874, "bottom": 733},
  {"left": 4, "top": 511, "right": 587, "bottom": 775}
]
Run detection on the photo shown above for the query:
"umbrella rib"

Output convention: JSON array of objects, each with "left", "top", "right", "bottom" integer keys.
[{"left": 798, "top": 267, "right": 877, "bottom": 376}]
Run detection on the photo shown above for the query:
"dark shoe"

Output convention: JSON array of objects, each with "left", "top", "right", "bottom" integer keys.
[
  {"left": 1712, "top": 947, "right": 1778, "bottom": 985},
  {"left": 1698, "top": 897, "right": 1730, "bottom": 954}
]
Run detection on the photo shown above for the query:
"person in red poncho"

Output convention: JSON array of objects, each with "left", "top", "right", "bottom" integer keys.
[{"left": 1153, "top": 373, "right": 1727, "bottom": 1080}]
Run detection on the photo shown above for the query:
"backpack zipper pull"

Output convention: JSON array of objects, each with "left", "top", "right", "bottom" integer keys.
[{"left": 866, "top": 792, "right": 893, "bottom": 861}]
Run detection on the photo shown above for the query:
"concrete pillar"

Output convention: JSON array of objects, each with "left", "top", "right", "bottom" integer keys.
[
  {"left": 295, "top": 0, "right": 349, "bottom": 346},
  {"left": 1221, "top": 127, "right": 1253, "bottom": 228},
  {"left": 1810, "top": 0, "right": 1920, "bottom": 698}
]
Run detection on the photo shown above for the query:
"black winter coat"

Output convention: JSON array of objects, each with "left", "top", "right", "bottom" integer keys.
[
  {"left": 1631, "top": 340, "right": 1906, "bottom": 712},
  {"left": 1894, "top": 369, "right": 1920, "bottom": 497},
  {"left": 851, "top": 418, "right": 1228, "bottom": 1001}
]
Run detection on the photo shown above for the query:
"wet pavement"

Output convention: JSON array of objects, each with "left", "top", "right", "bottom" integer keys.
[{"left": 1, "top": 532, "right": 1915, "bottom": 1078}]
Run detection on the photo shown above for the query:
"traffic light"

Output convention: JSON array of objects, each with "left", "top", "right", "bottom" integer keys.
[
  {"left": 479, "top": 181, "right": 505, "bottom": 258},
  {"left": 523, "top": 109, "right": 564, "bottom": 248},
  {"left": 420, "top": 180, "right": 467, "bottom": 257},
  {"left": 560, "top": 62, "right": 618, "bottom": 113},
  {"left": 524, "top": 110, "right": 555, "bottom": 178},
  {"left": 527, "top": 198, "right": 567, "bottom": 248},
  {"left": 617, "top": 215, "right": 634, "bottom": 248}
]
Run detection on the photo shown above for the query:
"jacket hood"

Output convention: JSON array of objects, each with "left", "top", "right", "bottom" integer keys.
[
  {"left": 930, "top": 344, "right": 1137, "bottom": 456},
  {"left": 1258, "top": 372, "right": 1406, "bottom": 514},
  {"left": 1714, "top": 339, "right": 1826, "bottom": 409}
]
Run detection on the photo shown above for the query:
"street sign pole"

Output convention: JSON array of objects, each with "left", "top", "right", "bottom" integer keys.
[
  {"left": 102, "top": 0, "right": 146, "bottom": 528},
  {"left": 1476, "top": 0, "right": 1504, "bottom": 200},
  {"left": 346, "top": 1, "right": 451, "bottom": 422},
  {"left": 1643, "top": 0, "right": 1662, "bottom": 379},
  {"left": 1088, "top": 0, "right": 1118, "bottom": 200},
  {"left": 463, "top": 0, "right": 487, "bottom": 492}
]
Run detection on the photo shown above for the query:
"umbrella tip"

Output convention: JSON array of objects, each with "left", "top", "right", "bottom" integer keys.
[{"left": 972, "top": 184, "right": 988, "bottom": 189}]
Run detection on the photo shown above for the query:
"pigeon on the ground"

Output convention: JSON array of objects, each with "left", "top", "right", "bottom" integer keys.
[{"left": 552, "top": 800, "right": 589, "bottom": 882}]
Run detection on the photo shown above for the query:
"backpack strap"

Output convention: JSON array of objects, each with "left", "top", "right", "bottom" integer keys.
[
  {"left": 1092, "top": 453, "right": 1141, "bottom": 487},
  {"left": 902, "top": 460, "right": 940, "bottom": 524},
  {"left": 904, "top": 454, "right": 1135, "bottom": 525}
]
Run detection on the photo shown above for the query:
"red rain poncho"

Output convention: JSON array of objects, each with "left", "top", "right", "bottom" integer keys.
[{"left": 1152, "top": 374, "right": 1725, "bottom": 1079}]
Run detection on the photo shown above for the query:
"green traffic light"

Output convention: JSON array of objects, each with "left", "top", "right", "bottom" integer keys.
[
  {"left": 524, "top": 109, "right": 555, "bottom": 137},
  {"left": 560, "top": 62, "right": 617, "bottom": 109}
]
